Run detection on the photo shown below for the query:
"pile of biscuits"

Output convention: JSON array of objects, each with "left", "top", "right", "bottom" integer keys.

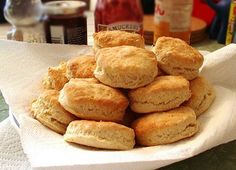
[{"left": 31, "top": 31, "right": 216, "bottom": 150}]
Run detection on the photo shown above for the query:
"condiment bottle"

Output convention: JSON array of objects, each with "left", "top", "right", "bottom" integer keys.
[
  {"left": 95, "top": 0, "right": 143, "bottom": 35},
  {"left": 43, "top": 1, "right": 87, "bottom": 45},
  {"left": 154, "top": 0, "right": 193, "bottom": 44}
]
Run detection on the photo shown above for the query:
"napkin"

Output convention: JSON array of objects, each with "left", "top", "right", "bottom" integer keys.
[
  {"left": 0, "top": 118, "right": 31, "bottom": 169},
  {"left": 0, "top": 40, "right": 236, "bottom": 170}
]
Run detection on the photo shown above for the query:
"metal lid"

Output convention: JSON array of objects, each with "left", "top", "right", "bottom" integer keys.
[{"left": 43, "top": 1, "right": 86, "bottom": 15}]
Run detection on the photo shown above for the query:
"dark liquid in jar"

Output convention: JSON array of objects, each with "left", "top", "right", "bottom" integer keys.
[{"left": 44, "top": 14, "right": 87, "bottom": 45}]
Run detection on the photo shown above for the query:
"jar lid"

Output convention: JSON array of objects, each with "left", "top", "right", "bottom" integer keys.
[{"left": 43, "top": 1, "right": 86, "bottom": 15}]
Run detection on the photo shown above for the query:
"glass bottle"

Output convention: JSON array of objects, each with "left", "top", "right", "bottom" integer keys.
[
  {"left": 154, "top": 0, "right": 193, "bottom": 44},
  {"left": 4, "top": 0, "right": 44, "bottom": 42},
  {"left": 95, "top": 0, "right": 143, "bottom": 35}
]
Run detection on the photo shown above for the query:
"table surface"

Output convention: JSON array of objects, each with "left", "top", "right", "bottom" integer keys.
[{"left": 0, "top": 14, "right": 235, "bottom": 170}]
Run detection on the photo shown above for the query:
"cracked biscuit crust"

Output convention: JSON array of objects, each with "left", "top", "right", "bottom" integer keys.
[
  {"left": 59, "top": 78, "right": 129, "bottom": 122},
  {"left": 64, "top": 120, "right": 135, "bottom": 150},
  {"left": 31, "top": 90, "right": 76, "bottom": 134},
  {"left": 128, "top": 76, "right": 191, "bottom": 113},
  {"left": 66, "top": 55, "right": 96, "bottom": 79},
  {"left": 153, "top": 37, "right": 204, "bottom": 80},
  {"left": 43, "top": 62, "right": 69, "bottom": 90},
  {"left": 94, "top": 46, "right": 158, "bottom": 89},
  {"left": 184, "top": 76, "right": 215, "bottom": 116},
  {"left": 93, "top": 30, "right": 145, "bottom": 52},
  {"left": 131, "top": 106, "right": 199, "bottom": 146}
]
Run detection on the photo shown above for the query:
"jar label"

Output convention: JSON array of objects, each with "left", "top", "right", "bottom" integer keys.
[
  {"left": 154, "top": 0, "right": 193, "bottom": 32},
  {"left": 66, "top": 26, "right": 87, "bottom": 45},
  {"left": 154, "top": 0, "right": 170, "bottom": 24},
  {"left": 49, "top": 25, "right": 87, "bottom": 45},
  {"left": 98, "top": 22, "right": 143, "bottom": 34},
  {"left": 170, "top": 1, "right": 193, "bottom": 32},
  {"left": 50, "top": 26, "right": 65, "bottom": 44}
]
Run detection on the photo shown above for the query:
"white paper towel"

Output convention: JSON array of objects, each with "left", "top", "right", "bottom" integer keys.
[
  {"left": 0, "top": 40, "right": 236, "bottom": 170},
  {"left": 0, "top": 118, "right": 31, "bottom": 170}
]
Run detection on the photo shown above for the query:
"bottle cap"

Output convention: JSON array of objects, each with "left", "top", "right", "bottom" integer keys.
[{"left": 43, "top": 1, "right": 86, "bottom": 15}]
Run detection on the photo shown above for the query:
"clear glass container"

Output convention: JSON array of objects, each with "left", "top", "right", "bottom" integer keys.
[
  {"left": 4, "top": 0, "right": 42, "bottom": 26},
  {"left": 4, "top": 0, "right": 44, "bottom": 43},
  {"left": 154, "top": 0, "right": 193, "bottom": 44}
]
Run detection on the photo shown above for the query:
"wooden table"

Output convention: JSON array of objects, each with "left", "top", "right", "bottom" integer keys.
[{"left": 0, "top": 14, "right": 234, "bottom": 170}]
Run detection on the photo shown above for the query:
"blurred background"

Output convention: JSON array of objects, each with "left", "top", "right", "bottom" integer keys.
[{"left": 0, "top": 0, "right": 235, "bottom": 45}]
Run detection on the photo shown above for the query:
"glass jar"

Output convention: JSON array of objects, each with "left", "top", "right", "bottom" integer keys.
[
  {"left": 43, "top": 1, "right": 87, "bottom": 45},
  {"left": 4, "top": 0, "right": 42, "bottom": 26},
  {"left": 4, "top": 0, "right": 44, "bottom": 43},
  {"left": 95, "top": 0, "right": 143, "bottom": 35},
  {"left": 154, "top": 0, "right": 193, "bottom": 44}
]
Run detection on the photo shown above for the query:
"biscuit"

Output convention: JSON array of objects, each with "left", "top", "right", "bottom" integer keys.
[
  {"left": 94, "top": 46, "right": 158, "bottom": 89},
  {"left": 93, "top": 30, "right": 145, "bottom": 52},
  {"left": 64, "top": 120, "right": 135, "bottom": 150},
  {"left": 153, "top": 37, "right": 204, "bottom": 80},
  {"left": 184, "top": 76, "right": 215, "bottom": 116},
  {"left": 59, "top": 78, "right": 129, "bottom": 122},
  {"left": 31, "top": 90, "right": 76, "bottom": 134},
  {"left": 66, "top": 55, "right": 96, "bottom": 79},
  {"left": 132, "top": 106, "right": 199, "bottom": 146},
  {"left": 43, "top": 62, "right": 68, "bottom": 90},
  {"left": 129, "top": 76, "right": 191, "bottom": 113}
]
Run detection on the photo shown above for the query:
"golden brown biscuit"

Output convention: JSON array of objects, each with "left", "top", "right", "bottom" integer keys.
[
  {"left": 93, "top": 30, "right": 145, "bottom": 52},
  {"left": 59, "top": 78, "right": 129, "bottom": 122},
  {"left": 153, "top": 37, "right": 204, "bottom": 80},
  {"left": 94, "top": 46, "right": 158, "bottom": 89},
  {"left": 66, "top": 55, "right": 96, "bottom": 79},
  {"left": 184, "top": 76, "right": 215, "bottom": 116},
  {"left": 129, "top": 76, "right": 191, "bottom": 113},
  {"left": 132, "top": 106, "right": 199, "bottom": 146},
  {"left": 64, "top": 120, "right": 135, "bottom": 150},
  {"left": 31, "top": 90, "right": 76, "bottom": 134},
  {"left": 43, "top": 62, "right": 68, "bottom": 90}
]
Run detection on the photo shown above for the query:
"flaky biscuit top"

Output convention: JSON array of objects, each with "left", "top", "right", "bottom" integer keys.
[
  {"left": 66, "top": 55, "right": 96, "bottom": 79},
  {"left": 153, "top": 37, "right": 204, "bottom": 69},
  {"left": 93, "top": 30, "right": 145, "bottom": 49},
  {"left": 60, "top": 78, "right": 129, "bottom": 108},
  {"left": 129, "top": 76, "right": 190, "bottom": 96},
  {"left": 96, "top": 46, "right": 157, "bottom": 76}
]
